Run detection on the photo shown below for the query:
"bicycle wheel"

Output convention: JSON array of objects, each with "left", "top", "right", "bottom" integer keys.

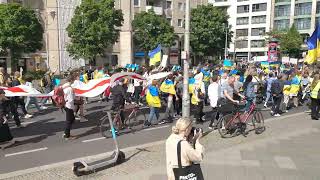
[
  {"left": 252, "top": 111, "right": 265, "bottom": 134},
  {"left": 217, "top": 114, "right": 239, "bottom": 138},
  {"left": 100, "top": 113, "right": 121, "bottom": 138}
]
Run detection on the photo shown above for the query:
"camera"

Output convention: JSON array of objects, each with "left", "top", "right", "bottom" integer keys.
[{"left": 188, "top": 127, "right": 202, "bottom": 141}]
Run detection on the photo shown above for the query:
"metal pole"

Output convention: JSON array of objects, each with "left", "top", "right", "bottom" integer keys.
[
  {"left": 182, "top": 0, "right": 190, "bottom": 118},
  {"left": 224, "top": 24, "right": 228, "bottom": 60}
]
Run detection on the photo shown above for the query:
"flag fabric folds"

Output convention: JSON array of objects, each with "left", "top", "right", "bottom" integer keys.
[
  {"left": 146, "top": 85, "right": 161, "bottom": 107},
  {"left": 160, "top": 79, "right": 176, "bottom": 95},
  {"left": 148, "top": 44, "right": 162, "bottom": 66},
  {"left": 305, "top": 26, "right": 320, "bottom": 64}
]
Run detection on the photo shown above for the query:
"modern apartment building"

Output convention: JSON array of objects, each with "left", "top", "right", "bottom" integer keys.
[
  {"left": 209, "top": 0, "right": 272, "bottom": 61},
  {"left": 0, "top": 0, "right": 207, "bottom": 73},
  {"left": 271, "top": 0, "right": 319, "bottom": 40}
]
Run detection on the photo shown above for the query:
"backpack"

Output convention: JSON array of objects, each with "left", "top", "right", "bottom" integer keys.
[
  {"left": 52, "top": 86, "right": 66, "bottom": 108},
  {"left": 271, "top": 80, "right": 282, "bottom": 95}
]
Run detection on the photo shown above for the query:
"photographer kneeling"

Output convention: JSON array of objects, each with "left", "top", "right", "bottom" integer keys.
[{"left": 166, "top": 117, "right": 204, "bottom": 180}]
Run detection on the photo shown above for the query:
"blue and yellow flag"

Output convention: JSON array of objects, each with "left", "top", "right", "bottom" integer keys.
[
  {"left": 146, "top": 85, "right": 161, "bottom": 107},
  {"left": 148, "top": 44, "right": 162, "bottom": 66},
  {"left": 160, "top": 79, "right": 176, "bottom": 95},
  {"left": 305, "top": 26, "right": 320, "bottom": 64},
  {"left": 188, "top": 78, "right": 195, "bottom": 94},
  {"left": 223, "top": 59, "right": 233, "bottom": 70}
]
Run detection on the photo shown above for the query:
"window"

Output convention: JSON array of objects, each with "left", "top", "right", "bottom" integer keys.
[
  {"left": 215, "top": 0, "right": 228, "bottom": 2},
  {"left": 235, "top": 40, "right": 248, "bottom": 49},
  {"left": 274, "top": 19, "right": 290, "bottom": 30},
  {"left": 134, "top": 0, "right": 139, "bottom": 6},
  {"left": 237, "top": 5, "right": 249, "bottom": 13},
  {"left": 236, "top": 17, "right": 249, "bottom": 25},
  {"left": 237, "top": 0, "right": 249, "bottom": 2},
  {"left": 295, "top": 3, "right": 312, "bottom": 16},
  {"left": 275, "top": 5, "right": 291, "bottom": 17},
  {"left": 178, "top": 2, "right": 184, "bottom": 11},
  {"left": 236, "top": 29, "right": 248, "bottom": 37},
  {"left": 316, "top": 17, "right": 320, "bottom": 25},
  {"left": 166, "top": 1, "right": 172, "bottom": 9},
  {"left": 167, "top": 18, "right": 172, "bottom": 25},
  {"left": 252, "top": 3, "right": 267, "bottom": 12},
  {"left": 251, "top": 40, "right": 265, "bottom": 48},
  {"left": 275, "top": 0, "right": 290, "bottom": 2},
  {"left": 295, "top": 18, "right": 311, "bottom": 30},
  {"left": 252, "top": 15, "right": 266, "bottom": 24},
  {"left": 251, "top": 28, "right": 266, "bottom": 36},
  {"left": 178, "top": 19, "right": 183, "bottom": 27},
  {"left": 317, "top": 1, "right": 320, "bottom": 14}
]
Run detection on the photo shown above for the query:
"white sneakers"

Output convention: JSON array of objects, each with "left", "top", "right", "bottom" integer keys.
[
  {"left": 274, "top": 113, "right": 281, "bottom": 117},
  {"left": 24, "top": 114, "right": 33, "bottom": 119},
  {"left": 40, "top": 106, "right": 48, "bottom": 110}
]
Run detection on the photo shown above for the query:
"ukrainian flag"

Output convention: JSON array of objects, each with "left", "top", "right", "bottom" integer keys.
[
  {"left": 148, "top": 44, "right": 162, "bottom": 66},
  {"left": 160, "top": 79, "right": 176, "bottom": 95},
  {"left": 146, "top": 85, "right": 161, "bottom": 107},
  {"left": 223, "top": 59, "right": 233, "bottom": 70},
  {"left": 305, "top": 26, "right": 320, "bottom": 64}
]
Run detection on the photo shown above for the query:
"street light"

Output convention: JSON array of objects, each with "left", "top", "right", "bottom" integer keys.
[
  {"left": 224, "top": 23, "right": 228, "bottom": 60},
  {"left": 182, "top": 0, "right": 190, "bottom": 118}
]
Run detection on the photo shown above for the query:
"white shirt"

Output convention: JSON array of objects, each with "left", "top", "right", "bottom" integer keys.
[
  {"left": 208, "top": 82, "right": 220, "bottom": 108},
  {"left": 63, "top": 82, "right": 75, "bottom": 110}
]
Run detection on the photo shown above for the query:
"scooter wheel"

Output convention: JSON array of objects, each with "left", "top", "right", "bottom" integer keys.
[
  {"left": 73, "top": 162, "right": 85, "bottom": 177},
  {"left": 116, "top": 151, "right": 126, "bottom": 164}
]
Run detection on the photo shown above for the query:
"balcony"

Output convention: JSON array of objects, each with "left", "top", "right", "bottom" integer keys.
[{"left": 146, "top": 6, "right": 163, "bottom": 15}]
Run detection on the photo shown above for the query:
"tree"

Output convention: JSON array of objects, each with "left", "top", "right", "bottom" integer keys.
[
  {"left": 67, "top": 0, "right": 123, "bottom": 63},
  {"left": 280, "top": 25, "right": 302, "bottom": 58},
  {"left": 190, "top": 5, "right": 232, "bottom": 62},
  {"left": 132, "top": 10, "right": 175, "bottom": 65},
  {"left": 0, "top": 3, "right": 43, "bottom": 70},
  {"left": 268, "top": 26, "right": 302, "bottom": 58}
]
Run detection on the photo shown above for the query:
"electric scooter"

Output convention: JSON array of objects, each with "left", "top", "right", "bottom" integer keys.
[{"left": 72, "top": 111, "right": 126, "bottom": 176}]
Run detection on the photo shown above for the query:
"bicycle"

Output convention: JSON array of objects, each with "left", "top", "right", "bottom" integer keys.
[
  {"left": 217, "top": 102, "right": 265, "bottom": 138},
  {"left": 100, "top": 104, "right": 148, "bottom": 138}
]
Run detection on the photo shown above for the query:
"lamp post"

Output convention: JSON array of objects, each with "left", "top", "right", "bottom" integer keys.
[
  {"left": 182, "top": 0, "right": 190, "bottom": 118},
  {"left": 224, "top": 23, "right": 228, "bottom": 60}
]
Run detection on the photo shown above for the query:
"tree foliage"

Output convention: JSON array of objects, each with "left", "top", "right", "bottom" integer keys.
[
  {"left": 190, "top": 5, "right": 232, "bottom": 59},
  {"left": 0, "top": 3, "right": 43, "bottom": 68},
  {"left": 268, "top": 25, "right": 302, "bottom": 58},
  {"left": 132, "top": 10, "right": 175, "bottom": 54},
  {"left": 67, "top": 0, "right": 123, "bottom": 61}
]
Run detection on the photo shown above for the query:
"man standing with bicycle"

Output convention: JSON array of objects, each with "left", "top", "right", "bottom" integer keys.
[{"left": 219, "top": 76, "right": 245, "bottom": 113}]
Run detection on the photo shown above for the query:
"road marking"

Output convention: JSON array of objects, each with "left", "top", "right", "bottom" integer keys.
[
  {"left": 82, "top": 137, "right": 105, "bottom": 143},
  {"left": 5, "top": 147, "right": 48, "bottom": 157},
  {"left": 0, "top": 140, "right": 166, "bottom": 179},
  {"left": 143, "top": 125, "right": 170, "bottom": 131},
  {"left": 274, "top": 156, "right": 297, "bottom": 169},
  {"left": 21, "top": 121, "right": 35, "bottom": 125}
]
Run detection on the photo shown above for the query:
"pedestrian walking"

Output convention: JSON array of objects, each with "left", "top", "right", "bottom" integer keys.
[
  {"left": 310, "top": 74, "right": 320, "bottom": 120},
  {"left": 145, "top": 80, "right": 161, "bottom": 126},
  {"left": 62, "top": 74, "right": 77, "bottom": 140},
  {"left": 271, "top": 75, "right": 284, "bottom": 117},
  {"left": 0, "top": 89, "right": 15, "bottom": 148},
  {"left": 208, "top": 75, "right": 220, "bottom": 129}
]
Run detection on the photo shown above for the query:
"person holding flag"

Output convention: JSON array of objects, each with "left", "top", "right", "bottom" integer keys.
[
  {"left": 145, "top": 80, "right": 161, "bottom": 126},
  {"left": 159, "top": 74, "right": 177, "bottom": 124}
]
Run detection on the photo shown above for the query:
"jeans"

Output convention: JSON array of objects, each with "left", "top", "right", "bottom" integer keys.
[
  {"left": 272, "top": 95, "right": 282, "bottom": 114},
  {"left": 209, "top": 107, "right": 219, "bottom": 127},
  {"left": 193, "top": 101, "right": 204, "bottom": 122},
  {"left": 245, "top": 97, "right": 254, "bottom": 112},
  {"left": 14, "top": 97, "right": 28, "bottom": 115},
  {"left": 164, "top": 95, "right": 174, "bottom": 120},
  {"left": 311, "top": 98, "right": 320, "bottom": 118},
  {"left": 25, "top": 97, "right": 41, "bottom": 111},
  {"left": 40, "top": 86, "right": 52, "bottom": 105},
  {"left": 148, "top": 107, "right": 160, "bottom": 123},
  {"left": 265, "top": 91, "right": 273, "bottom": 105},
  {"left": 64, "top": 107, "right": 75, "bottom": 138}
]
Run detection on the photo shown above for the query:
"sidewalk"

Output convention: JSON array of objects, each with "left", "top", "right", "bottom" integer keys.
[{"left": 1, "top": 112, "right": 320, "bottom": 180}]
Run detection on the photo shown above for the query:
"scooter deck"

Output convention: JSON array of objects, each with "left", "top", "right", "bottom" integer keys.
[{"left": 86, "top": 154, "right": 116, "bottom": 166}]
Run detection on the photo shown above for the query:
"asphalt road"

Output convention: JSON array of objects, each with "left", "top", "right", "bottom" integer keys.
[{"left": 0, "top": 98, "right": 309, "bottom": 174}]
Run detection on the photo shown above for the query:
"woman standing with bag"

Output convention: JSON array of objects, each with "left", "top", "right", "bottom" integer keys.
[{"left": 166, "top": 118, "right": 204, "bottom": 180}]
